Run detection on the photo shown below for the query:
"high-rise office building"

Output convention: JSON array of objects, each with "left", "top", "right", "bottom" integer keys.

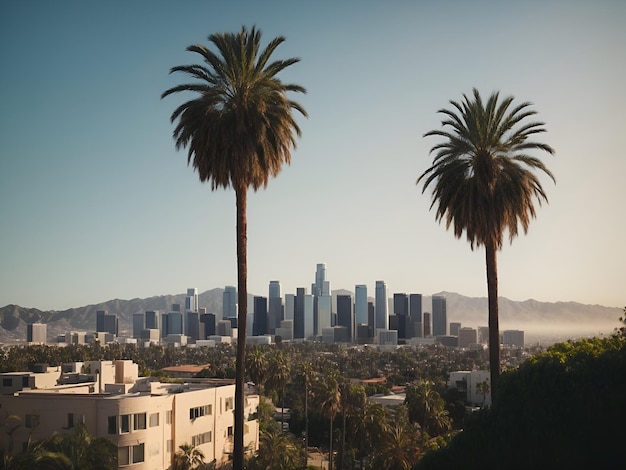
[
  {"left": 199, "top": 313, "right": 216, "bottom": 339},
  {"left": 284, "top": 294, "right": 295, "bottom": 321},
  {"left": 312, "top": 263, "right": 330, "bottom": 296},
  {"left": 304, "top": 294, "right": 314, "bottom": 339},
  {"left": 294, "top": 288, "right": 306, "bottom": 339},
  {"left": 145, "top": 311, "right": 159, "bottom": 331},
  {"left": 432, "top": 295, "right": 447, "bottom": 336},
  {"left": 409, "top": 294, "right": 422, "bottom": 337},
  {"left": 502, "top": 330, "right": 524, "bottom": 348},
  {"left": 101, "top": 312, "right": 118, "bottom": 336},
  {"left": 336, "top": 294, "right": 354, "bottom": 341},
  {"left": 393, "top": 293, "right": 409, "bottom": 339},
  {"left": 375, "top": 281, "right": 388, "bottom": 330},
  {"left": 185, "top": 288, "right": 198, "bottom": 312},
  {"left": 96, "top": 310, "right": 106, "bottom": 333},
  {"left": 187, "top": 312, "right": 200, "bottom": 342},
  {"left": 458, "top": 327, "right": 477, "bottom": 348},
  {"left": 167, "top": 312, "right": 183, "bottom": 336},
  {"left": 27, "top": 323, "right": 46, "bottom": 344},
  {"left": 316, "top": 294, "right": 332, "bottom": 335},
  {"left": 223, "top": 286, "right": 237, "bottom": 321},
  {"left": 132, "top": 313, "right": 145, "bottom": 339},
  {"left": 423, "top": 312, "right": 431, "bottom": 337},
  {"left": 450, "top": 322, "right": 462, "bottom": 337},
  {"left": 355, "top": 285, "right": 368, "bottom": 325},
  {"left": 268, "top": 281, "right": 282, "bottom": 334},
  {"left": 253, "top": 296, "right": 268, "bottom": 336}
]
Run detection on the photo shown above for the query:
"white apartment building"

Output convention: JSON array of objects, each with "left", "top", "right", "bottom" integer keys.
[{"left": 0, "top": 360, "right": 259, "bottom": 469}]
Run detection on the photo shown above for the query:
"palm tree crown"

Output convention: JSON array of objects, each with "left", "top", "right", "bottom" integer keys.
[
  {"left": 162, "top": 25, "right": 307, "bottom": 193},
  {"left": 418, "top": 88, "right": 554, "bottom": 249}
]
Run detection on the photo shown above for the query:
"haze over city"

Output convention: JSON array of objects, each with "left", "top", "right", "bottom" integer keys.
[{"left": 1, "top": 1, "right": 624, "bottom": 311}]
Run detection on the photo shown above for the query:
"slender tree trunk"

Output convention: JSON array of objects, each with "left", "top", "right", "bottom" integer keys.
[
  {"left": 304, "top": 377, "right": 309, "bottom": 469},
  {"left": 485, "top": 240, "right": 500, "bottom": 401},
  {"left": 233, "top": 185, "right": 247, "bottom": 470},
  {"left": 329, "top": 416, "right": 334, "bottom": 470}
]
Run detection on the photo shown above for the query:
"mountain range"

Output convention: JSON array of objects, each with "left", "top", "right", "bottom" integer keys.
[{"left": 0, "top": 289, "right": 621, "bottom": 345}]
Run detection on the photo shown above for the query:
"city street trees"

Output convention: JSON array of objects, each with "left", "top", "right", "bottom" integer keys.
[
  {"left": 418, "top": 89, "right": 555, "bottom": 397},
  {"left": 162, "top": 25, "right": 306, "bottom": 469}
]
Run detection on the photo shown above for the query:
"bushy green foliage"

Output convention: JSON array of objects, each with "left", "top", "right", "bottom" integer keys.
[{"left": 417, "top": 334, "right": 626, "bottom": 469}]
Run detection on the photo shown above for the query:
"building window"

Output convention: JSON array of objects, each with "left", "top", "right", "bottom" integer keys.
[
  {"left": 149, "top": 412, "right": 159, "bottom": 427},
  {"left": 192, "top": 431, "right": 212, "bottom": 447},
  {"left": 133, "top": 413, "right": 146, "bottom": 430},
  {"left": 166, "top": 410, "right": 172, "bottom": 424},
  {"left": 118, "top": 446, "right": 130, "bottom": 466},
  {"left": 132, "top": 443, "right": 144, "bottom": 463},
  {"left": 189, "top": 405, "right": 211, "bottom": 420},
  {"left": 225, "top": 397, "right": 234, "bottom": 411},
  {"left": 166, "top": 439, "right": 173, "bottom": 453},
  {"left": 120, "top": 414, "right": 130, "bottom": 433},
  {"left": 107, "top": 416, "right": 117, "bottom": 434},
  {"left": 25, "top": 414, "right": 40, "bottom": 429},
  {"left": 22, "top": 376, "right": 29, "bottom": 387},
  {"left": 227, "top": 426, "right": 233, "bottom": 437},
  {"left": 118, "top": 444, "right": 145, "bottom": 466}
]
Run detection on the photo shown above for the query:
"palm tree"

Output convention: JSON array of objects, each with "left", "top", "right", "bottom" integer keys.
[
  {"left": 312, "top": 370, "right": 341, "bottom": 470},
  {"left": 246, "top": 346, "right": 268, "bottom": 397},
  {"left": 251, "top": 430, "right": 302, "bottom": 470},
  {"left": 172, "top": 443, "right": 205, "bottom": 470},
  {"left": 37, "top": 423, "right": 117, "bottom": 469},
  {"left": 418, "top": 88, "right": 555, "bottom": 397},
  {"left": 476, "top": 379, "right": 491, "bottom": 407},
  {"left": 266, "top": 350, "right": 290, "bottom": 430},
  {"left": 162, "top": 26, "right": 307, "bottom": 469},
  {"left": 371, "top": 422, "right": 421, "bottom": 470}
]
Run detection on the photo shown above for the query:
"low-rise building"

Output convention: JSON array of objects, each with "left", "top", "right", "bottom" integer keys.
[{"left": 0, "top": 360, "right": 258, "bottom": 469}]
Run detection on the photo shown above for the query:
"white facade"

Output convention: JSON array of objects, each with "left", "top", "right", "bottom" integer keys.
[
  {"left": 0, "top": 360, "right": 259, "bottom": 469},
  {"left": 448, "top": 370, "right": 491, "bottom": 407}
]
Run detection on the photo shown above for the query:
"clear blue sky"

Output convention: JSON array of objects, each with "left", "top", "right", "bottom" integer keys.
[{"left": 1, "top": 1, "right": 624, "bottom": 311}]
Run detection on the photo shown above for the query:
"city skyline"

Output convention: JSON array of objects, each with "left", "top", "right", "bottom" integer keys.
[{"left": 1, "top": 1, "right": 624, "bottom": 311}]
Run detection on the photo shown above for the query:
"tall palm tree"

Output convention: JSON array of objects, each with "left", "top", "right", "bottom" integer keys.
[
  {"left": 417, "top": 88, "right": 554, "bottom": 397},
  {"left": 162, "top": 26, "right": 306, "bottom": 468},
  {"left": 312, "top": 370, "right": 341, "bottom": 470},
  {"left": 266, "top": 350, "right": 290, "bottom": 430}
]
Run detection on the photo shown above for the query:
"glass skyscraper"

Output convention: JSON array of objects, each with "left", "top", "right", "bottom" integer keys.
[{"left": 375, "top": 281, "right": 388, "bottom": 330}]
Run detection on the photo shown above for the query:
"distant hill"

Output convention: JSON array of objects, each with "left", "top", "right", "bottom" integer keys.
[{"left": 0, "top": 289, "right": 621, "bottom": 345}]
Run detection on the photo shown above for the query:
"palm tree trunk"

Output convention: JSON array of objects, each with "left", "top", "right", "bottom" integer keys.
[
  {"left": 329, "top": 416, "right": 334, "bottom": 470},
  {"left": 304, "top": 377, "right": 309, "bottom": 468},
  {"left": 233, "top": 184, "right": 248, "bottom": 470},
  {"left": 485, "top": 239, "right": 500, "bottom": 401}
]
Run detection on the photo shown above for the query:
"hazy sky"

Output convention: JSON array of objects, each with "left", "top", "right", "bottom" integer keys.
[{"left": 1, "top": 1, "right": 624, "bottom": 311}]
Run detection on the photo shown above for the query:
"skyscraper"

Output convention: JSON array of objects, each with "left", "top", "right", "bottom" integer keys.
[
  {"left": 284, "top": 294, "right": 295, "bottom": 321},
  {"left": 316, "top": 294, "right": 332, "bottom": 335},
  {"left": 27, "top": 323, "right": 46, "bottom": 344},
  {"left": 336, "top": 294, "right": 354, "bottom": 341},
  {"left": 432, "top": 295, "right": 447, "bottom": 336},
  {"left": 253, "top": 296, "right": 268, "bottom": 336},
  {"left": 294, "top": 288, "right": 306, "bottom": 339},
  {"left": 185, "top": 288, "right": 198, "bottom": 336},
  {"left": 223, "top": 286, "right": 237, "bottom": 321},
  {"left": 393, "top": 293, "right": 408, "bottom": 339},
  {"left": 304, "top": 293, "right": 314, "bottom": 339},
  {"left": 375, "top": 281, "right": 388, "bottom": 330},
  {"left": 423, "top": 312, "right": 431, "bottom": 337},
  {"left": 312, "top": 263, "right": 330, "bottom": 296},
  {"left": 133, "top": 313, "right": 145, "bottom": 339},
  {"left": 145, "top": 311, "right": 159, "bottom": 331},
  {"left": 409, "top": 294, "right": 423, "bottom": 338},
  {"left": 268, "top": 281, "right": 282, "bottom": 334},
  {"left": 355, "top": 285, "right": 368, "bottom": 325}
]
